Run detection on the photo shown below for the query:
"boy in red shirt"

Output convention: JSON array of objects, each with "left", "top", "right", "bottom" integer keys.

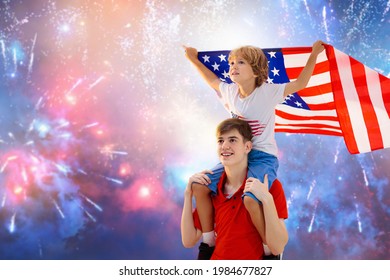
[
  {"left": 181, "top": 118, "right": 288, "bottom": 259},
  {"left": 183, "top": 41, "right": 323, "bottom": 250}
]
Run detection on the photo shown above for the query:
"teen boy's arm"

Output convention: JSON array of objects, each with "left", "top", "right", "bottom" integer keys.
[
  {"left": 181, "top": 182, "right": 202, "bottom": 248},
  {"left": 183, "top": 45, "right": 222, "bottom": 92},
  {"left": 181, "top": 171, "right": 212, "bottom": 248},
  {"left": 283, "top": 40, "right": 325, "bottom": 98},
  {"left": 245, "top": 175, "right": 289, "bottom": 255}
]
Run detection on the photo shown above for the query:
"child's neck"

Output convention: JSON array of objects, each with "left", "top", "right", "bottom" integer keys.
[{"left": 237, "top": 81, "right": 257, "bottom": 98}]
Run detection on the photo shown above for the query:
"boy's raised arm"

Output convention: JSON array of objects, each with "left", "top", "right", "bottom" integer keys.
[
  {"left": 283, "top": 40, "right": 325, "bottom": 98},
  {"left": 183, "top": 45, "right": 222, "bottom": 92}
]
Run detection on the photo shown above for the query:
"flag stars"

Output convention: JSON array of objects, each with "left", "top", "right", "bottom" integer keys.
[
  {"left": 267, "top": 77, "right": 273, "bottom": 83},
  {"left": 218, "top": 54, "right": 227, "bottom": 62},
  {"left": 212, "top": 62, "right": 220, "bottom": 71},
  {"left": 222, "top": 70, "right": 229, "bottom": 79},
  {"left": 294, "top": 101, "right": 303, "bottom": 107},
  {"left": 271, "top": 67, "right": 280, "bottom": 76},
  {"left": 268, "top": 51, "right": 277, "bottom": 58},
  {"left": 202, "top": 55, "right": 210, "bottom": 63}
]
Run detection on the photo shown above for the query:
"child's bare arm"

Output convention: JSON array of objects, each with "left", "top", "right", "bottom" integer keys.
[
  {"left": 183, "top": 45, "right": 222, "bottom": 92},
  {"left": 283, "top": 40, "right": 325, "bottom": 97}
]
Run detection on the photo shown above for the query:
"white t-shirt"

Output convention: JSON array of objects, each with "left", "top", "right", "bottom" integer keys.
[{"left": 218, "top": 82, "right": 286, "bottom": 156}]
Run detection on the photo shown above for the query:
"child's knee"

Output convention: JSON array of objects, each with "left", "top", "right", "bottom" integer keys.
[
  {"left": 243, "top": 195, "right": 258, "bottom": 210},
  {"left": 192, "top": 183, "right": 210, "bottom": 196}
]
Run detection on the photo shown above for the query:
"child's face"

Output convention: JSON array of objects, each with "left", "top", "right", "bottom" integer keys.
[{"left": 228, "top": 55, "right": 256, "bottom": 85}]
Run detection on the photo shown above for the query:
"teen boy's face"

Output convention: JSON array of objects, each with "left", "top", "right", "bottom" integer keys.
[
  {"left": 228, "top": 56, "right": 256, "bottom": 85},
  {"left": 217, "top": 128, "right": 252, "bottom": 167}
]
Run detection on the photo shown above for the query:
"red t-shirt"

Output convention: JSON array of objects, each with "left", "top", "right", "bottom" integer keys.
[{"left": 193, "top": 173, "right": 288, "bottom": 260}]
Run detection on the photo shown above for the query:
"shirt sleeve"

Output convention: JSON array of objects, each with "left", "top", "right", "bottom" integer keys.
[
  {"left": 218, "top": 82, "right": 238, "bottom": 112},
  {"left": 269, "top": 179, "right": 288, "bottom": 219}
]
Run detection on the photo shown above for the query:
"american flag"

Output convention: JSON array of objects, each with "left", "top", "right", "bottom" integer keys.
[{"left": 198, "top": 45, "right": 390, "bottom": 154}]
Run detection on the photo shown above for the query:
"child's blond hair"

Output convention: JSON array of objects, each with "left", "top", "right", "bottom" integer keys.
[{"left": 228, "top": 46, "right": 268, "bottom": 87}]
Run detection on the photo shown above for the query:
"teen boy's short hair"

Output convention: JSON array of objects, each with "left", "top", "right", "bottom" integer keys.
[
  {"left": 228, "top": 46, "right": 268, "bottom": 88},
  {"left": 216, "top": 118, "right": 253, "bottom": 142}
]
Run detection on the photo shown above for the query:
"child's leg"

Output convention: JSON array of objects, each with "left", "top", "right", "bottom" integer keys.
[
  {"left": 206, "top": 162, "right": 225, "bottom": 194},
  {"left": 192, "top": 182, "right": 215, "bottom": 246},
  {"left": 247, "top": 150, "right": 279, "bottom": 190},
  {"left": 243, "top": 194, "right": 265, "bottom": 241},
  {"left": 192, "top": 163, "right": 224, "bottom": 248},
  {"left": 243, "top": 151, "right": 278, "bottom": 240}
]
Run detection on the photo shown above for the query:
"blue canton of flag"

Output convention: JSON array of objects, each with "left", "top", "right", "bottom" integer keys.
[{"left": 198, "top": 51, "right": 231, "bottom": 83}]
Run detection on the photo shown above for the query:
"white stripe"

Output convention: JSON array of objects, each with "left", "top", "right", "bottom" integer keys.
[
  {"left": 288, "top": 71, "right": 331, "bottom": 88},
  {"left": 306, "top": 71, "right": 331, "bottom": 87},
  {"left": 275, "top": 116, "right": 340, "bottom": 128},
  {"left": 335, "top": 49, "right": 371, "bottom": 153},
  {"left": 301, "top": 92, "right": 334, "bottom": 105},
  {"left": 284, "top": 50, "right": 327, "bottom": 68},
  {"left": 365, "top": 66, "right": 390, "bottom": 147},
  {"left": 276, "top": 104, "right": 338, "bottom": 117}
]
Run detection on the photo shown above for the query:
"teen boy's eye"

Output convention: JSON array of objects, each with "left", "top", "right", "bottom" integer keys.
[{"left": 217, "top": 139, "right": 224, "bottom": 144}]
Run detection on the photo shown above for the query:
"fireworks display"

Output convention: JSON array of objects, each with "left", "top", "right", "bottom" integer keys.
[{"left": 0, "top": 0, "right": 389, "bottom": 259}]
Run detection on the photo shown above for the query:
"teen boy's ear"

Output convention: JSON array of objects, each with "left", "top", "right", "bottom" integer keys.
[{"left": 245, "top": 140, "right": 253, "bottom": 153}]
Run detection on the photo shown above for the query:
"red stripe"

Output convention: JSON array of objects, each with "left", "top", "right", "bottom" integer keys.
[
  {"left": 307, "top": 102, "right": 336, "bottom": 111},
  {"left": 314, "top": 60, "right": 331, "bottom": 75},
  {"left": 286, "top": 60, "right": 330, "bottom": 79},
  {"left": 275, "top": 128, "right": 343, "bottom": 136},
  {"left": 380, "top": 74, "right": 390, "bottom": 119},
  {"left": 350, "top": 57, "right": 383, "bottom": 150},
  {"left": 245, "top": 119, "right": 260, "bottom": 124},
  {"left": 298, "top": 83, "right": 333, "bottom": 97},
  {"left": 276, "top": 122, "right": 341, "bottom": 130},
  {"left": 325, "top": 45, "right": 359, "bottom": 154},
  {"left": 250, "top": 124, "right": 265, "bottom": 128},
  {"left": 285, "top": 67, "right": 303, "bottom": 79},
  {"left": 281, "top": 47, "right": 312, "bottom": 55}
]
